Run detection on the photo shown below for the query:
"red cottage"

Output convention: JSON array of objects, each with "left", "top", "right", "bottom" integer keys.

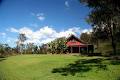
[{"left": 66, "top": 35, "right": 93, "bottom": 54}]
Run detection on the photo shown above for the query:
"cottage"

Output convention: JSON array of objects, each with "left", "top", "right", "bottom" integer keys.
[{"left": 66, "top": 35, "right": 94, "bottom": 54}]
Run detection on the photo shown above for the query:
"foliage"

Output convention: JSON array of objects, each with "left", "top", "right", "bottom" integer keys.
[
  {"left": 25, "top": 43, "right": 35, "bottom": 54},
  {"left": 80, "top": 32, "right": 90, "bottom": 43},
  {"left": 38, "top": 44, "right": 48, "bottom": 54},
  {"left": 80, "top": 0, "right": 120, "bottom": 55},
  {"left": 94, "top": 41, "right": 120, "bottom": 56},
  {"left": 0, "top": 43, "right": 16, "bottom": 57},
  {"left": 47, "top": 37, "right": 67, "bottom": 54}
]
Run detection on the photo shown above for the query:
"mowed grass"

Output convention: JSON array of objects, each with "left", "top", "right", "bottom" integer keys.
[{"left": 0, "top": 54, "right": 120, "bottom": 80}]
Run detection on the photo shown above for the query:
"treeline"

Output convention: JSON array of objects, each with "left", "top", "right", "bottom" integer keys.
[
  {"left": 0, "top": 34, "right": 68, "bottom": 57},
  {"left": 0, "top": 43, "right": 16, "bottom": 57},
  {"left": 16, "top": 33, "right": 68, "bottom": 54}
]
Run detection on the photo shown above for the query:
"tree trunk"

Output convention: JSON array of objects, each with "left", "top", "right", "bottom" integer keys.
[
  {"left": 96, "top": 39, "right": 99, "bottom": 49},
  {"left": 111, "top": 34, "right": 117, "bottom": 55},
  {"left": 109, "top": 20, "right": 117, "bottom": 55}
]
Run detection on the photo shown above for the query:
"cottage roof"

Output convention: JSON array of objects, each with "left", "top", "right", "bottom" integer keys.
[{"left": 66, "top": 35, "right": 87, "bottom": 47}]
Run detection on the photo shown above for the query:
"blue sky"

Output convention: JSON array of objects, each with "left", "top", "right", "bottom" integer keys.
[{"left": 0, "top": 0, "right": 91, "bottom": 47}]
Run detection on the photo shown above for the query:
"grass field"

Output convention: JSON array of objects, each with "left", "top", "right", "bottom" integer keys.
[{"left": 0, "top": 54, "right": 120, "bottom": 80}]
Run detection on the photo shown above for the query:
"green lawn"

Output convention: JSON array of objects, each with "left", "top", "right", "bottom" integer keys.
[{"left": 0, "top": 54, "right": 120, "bottom": 80}]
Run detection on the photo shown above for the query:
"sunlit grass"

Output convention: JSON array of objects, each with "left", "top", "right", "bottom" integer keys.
[{"left": 0, "top": 54, "right": 120, "bottom": 80}]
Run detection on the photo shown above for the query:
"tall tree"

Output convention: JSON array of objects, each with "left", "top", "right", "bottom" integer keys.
[
  {"left": 17, "top": 33, "right": 27, "bottom": 54},
  {"left": 80, "top": 0, "right": 120, "bottom": 55}
]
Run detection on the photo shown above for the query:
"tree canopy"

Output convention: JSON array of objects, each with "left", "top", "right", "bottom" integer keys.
[{"left": 80, "top": 0, "right": 120, "bottom": 55}]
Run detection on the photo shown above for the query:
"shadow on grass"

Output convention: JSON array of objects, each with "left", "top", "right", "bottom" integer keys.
[
  {"left": 52, "top": 58, "right": 108, "bottom": 76},
  {"left": 110, "top": 60, "right": 120, "bottom": 65},
  {"left": 52, "top": 57, "right": 120, "bottom": 76},
  {"left": 0, "top": 56, "right": 6, "bottom": 62}
]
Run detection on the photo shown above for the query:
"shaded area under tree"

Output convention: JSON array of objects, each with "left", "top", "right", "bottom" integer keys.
[{"left": 52, "top": 58, "right": 120, "bottom": 76}]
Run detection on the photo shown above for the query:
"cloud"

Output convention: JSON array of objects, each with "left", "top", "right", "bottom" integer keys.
[
  {"left": 9, "top": 26, "right": 83, "bottom": 45},
  {"left": 37, "top": 13, "right": 45, "bottom": 21},
  {"left": 6, "top": 37, "right": 18, "bottom": 47},
  {"left": 0, "top": 32, "right": 6, "bottom": 36},
  {"left": 81, "top": 28, "right": 92, "bottom": 34},
  {"left": 10, "top": 28, "right": 18, "bottom": 32},
  {"left": 31, "top": 13, "right": 45, "bottom": 21},
  {"left": 37, "top": 16, "right": 45, "bottom": 21},
  {"left": 6, "top": 37, "right": 17, "bottom": 43},
  {"left": 65, "top": 1, "right": 70, "bottom": 8}
]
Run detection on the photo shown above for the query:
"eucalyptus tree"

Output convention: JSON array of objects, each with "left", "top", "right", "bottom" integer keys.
[
  {"left": 80, "top": 0, "right": 120, "bottom": 54},
  {"left": 17, "top": 33, "right": 27, "bottom": 54}
]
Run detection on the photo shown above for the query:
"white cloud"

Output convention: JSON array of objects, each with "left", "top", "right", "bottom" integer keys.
[
  {"left": 9, "top": 26, "right": 83, "bottom": 45},
  {"left": 9, "top": 26, "right": 93, "bottom": 46},
  {"left": 10, "top": 28, "right": 18, "bottom": 32},
  {"left": 31, "top": 12, "right": 45, "bottom": 21},
  {"left": 6, "top": 37, "right": 18, "bottom": 47},
  {"left": 37, "top": 16, "right": 45, "bottom": 21},
  {"left": 81, "top": 28, "right": 92, "bottom": 34},
  {"left": 19, "top": 27, "right": 33, "bottom": 34},
  {"left": 82, "top": 29, "right": 89, "bottom": 33},
  {"left": 65, "top": 1, "right": 70, "bottom": 7},
  {"left": 0, "top": 32, "right": 6, "bottom": 36}
]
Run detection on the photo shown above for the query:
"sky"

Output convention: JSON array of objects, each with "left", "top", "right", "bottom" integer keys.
[{"left": 0, "top": 0, "right": 91, "bottom": 47}]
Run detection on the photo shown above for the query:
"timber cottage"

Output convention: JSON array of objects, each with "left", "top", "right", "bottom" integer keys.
[{"left": 66, "top": 35, "right": 94, "bottom": 54}]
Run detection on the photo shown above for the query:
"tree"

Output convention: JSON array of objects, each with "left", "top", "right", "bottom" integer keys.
[
  {"left": 55, "top": 37, "right": 67, "bottom": 54},
  {"left": 0, "top": 43, "right": 12, "bottom": 56},
  {"left": 39, "top": 44, "right": 48, "bottom": 54},
  {"left": 17, "top": 33, "right": 27, "bottom": 54},
  {"left": 80, "top": 32, "right": 91, "bottom": 43},
  {"left": 47, "top": 37, "right": 67, "bottom": 54},
  {"left": 0, "top": 43, "right": 5, "bottom": 56},
  {"left": 80, "top": 0, "right": 120, "bottom": 55},
  {"left": 26, "top": 43, "right": 34, "bottom": 54},
  {"left": 33, "top": 45, "right": 38, "bottom": 54}
]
